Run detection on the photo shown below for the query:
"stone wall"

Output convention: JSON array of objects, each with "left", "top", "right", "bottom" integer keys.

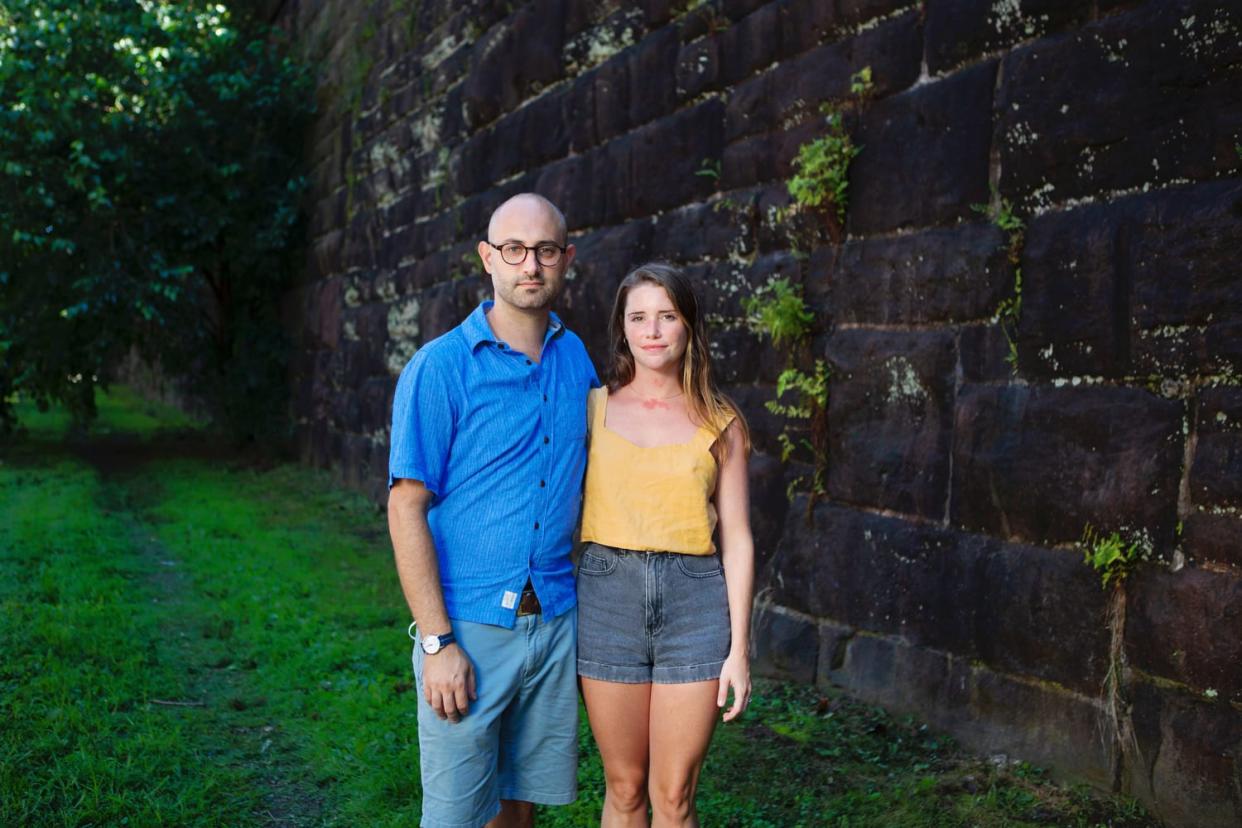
[{"left": 273, "top": 0, "right": 1242, "bottom": 824}]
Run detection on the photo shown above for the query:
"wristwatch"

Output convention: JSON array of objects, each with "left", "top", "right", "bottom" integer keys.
[{"left": 420, "top": 632, "right": 456, "bottom": 654}]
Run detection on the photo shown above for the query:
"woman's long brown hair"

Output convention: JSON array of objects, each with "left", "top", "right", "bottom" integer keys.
[{"left": 606, "top": 262, "right": 751, "bottom": 460}]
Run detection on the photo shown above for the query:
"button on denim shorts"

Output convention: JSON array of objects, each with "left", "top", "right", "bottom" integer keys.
[{"left": 576, "top": 542, "right": 731, "bottom": 684}]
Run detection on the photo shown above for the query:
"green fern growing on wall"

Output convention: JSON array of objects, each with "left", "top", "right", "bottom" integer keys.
[
  {"left": 745, "top": 277, "right": 814, "bottom": 348},
  {"left": 787, "top": 111, "right": 859, "bottom": 224},
  {"left": 743, "top": 278, "right": 829, "bottom": 499},
  {"left": 786, "top": 67, "right": 873, "bottom": 239}
]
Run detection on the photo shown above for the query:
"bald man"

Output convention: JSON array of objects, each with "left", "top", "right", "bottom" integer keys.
[{"left": 388, "top": 194, "right": 597, "bottom": 828}]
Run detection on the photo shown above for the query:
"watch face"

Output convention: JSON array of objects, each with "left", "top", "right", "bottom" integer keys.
[{"left": 421, "top": 634, "right": 441, "bottom": 654}]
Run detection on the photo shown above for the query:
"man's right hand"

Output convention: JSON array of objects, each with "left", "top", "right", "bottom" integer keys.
[{"left": 423, "top": 644, "right": 477, "bottom": 722}]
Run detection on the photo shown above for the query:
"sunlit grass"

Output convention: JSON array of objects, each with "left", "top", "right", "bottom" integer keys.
[{"left": 10, "top": 385, "right": 199, "bottom": 439}]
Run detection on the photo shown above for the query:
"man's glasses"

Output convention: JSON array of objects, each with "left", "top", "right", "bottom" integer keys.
[{"left": 486, "top": 241, "right": 567, "bottom": 267}]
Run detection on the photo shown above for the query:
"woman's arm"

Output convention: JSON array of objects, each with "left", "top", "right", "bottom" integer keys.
[{"left": 715, "top": 420, "right": 754, "bottom": 722}]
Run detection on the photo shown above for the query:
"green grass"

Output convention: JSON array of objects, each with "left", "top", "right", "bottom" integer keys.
[
  {"left": 0, "top": 408, "right": 258, "bottom": 824},
  {"left": 0, "top": 389, "right": 1163, "bottom": 827}
]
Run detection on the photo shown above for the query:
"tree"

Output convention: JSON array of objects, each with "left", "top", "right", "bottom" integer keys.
[{"left": 0, "top": 0, "right": 312, "bottom": 440}]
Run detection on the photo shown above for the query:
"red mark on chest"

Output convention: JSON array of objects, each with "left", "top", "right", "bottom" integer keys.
[{"left": 641, "top": 399, "right": 671, "bottom": 410}]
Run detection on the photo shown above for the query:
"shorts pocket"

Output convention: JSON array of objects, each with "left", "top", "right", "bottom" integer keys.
[
  {"left": 675, "top": 553, "right": 723, "bottom": 579},
  {"left": 578, "top": 545, "right": 617, "bottom": 576}
]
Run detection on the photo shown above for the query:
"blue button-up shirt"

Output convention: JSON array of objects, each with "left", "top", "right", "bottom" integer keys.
[{"left": 388, "top": 301, "right": 597, "bottom": 628}]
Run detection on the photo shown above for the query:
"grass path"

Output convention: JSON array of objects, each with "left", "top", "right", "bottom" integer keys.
[{"left": 1, "top": 389, "right": 1161, "bottom": 827}]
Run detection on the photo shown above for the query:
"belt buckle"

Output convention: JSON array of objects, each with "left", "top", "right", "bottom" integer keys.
[{"left": 516, "top": 589, "right": 541, "bottom": 616}]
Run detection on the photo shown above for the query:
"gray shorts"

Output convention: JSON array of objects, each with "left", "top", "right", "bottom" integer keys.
[
  {"left": 412, "top": 611, "right": 578, "bottom": 827},
  {"left": 576, "top": 542, "right": 731, "bottom": 684}
]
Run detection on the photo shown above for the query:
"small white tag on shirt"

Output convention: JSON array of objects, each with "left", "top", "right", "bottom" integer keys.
[{"left": 501, "top": 590, "right": 518, "bottom": 609}]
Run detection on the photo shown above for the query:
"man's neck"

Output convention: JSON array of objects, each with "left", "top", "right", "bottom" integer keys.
[{"left": 486, "top": 302, "right": 550, "bottom": 362}]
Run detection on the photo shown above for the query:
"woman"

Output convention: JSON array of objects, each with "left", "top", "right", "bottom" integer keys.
[{"left": 577, "top": 262, "right": 754, "bottom": 827}]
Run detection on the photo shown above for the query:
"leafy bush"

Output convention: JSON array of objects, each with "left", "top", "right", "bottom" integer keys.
[{"left": 0, "top": 0, "right": 312, "bottom": 442}]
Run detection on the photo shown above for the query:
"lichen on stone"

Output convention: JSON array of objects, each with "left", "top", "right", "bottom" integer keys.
[
  {"left": 409, "top": 106, "right": 444, "bottom": 157},
  {"left": 421, "top": 31, "right": 463, "bottom": 71},
  {"left": 385, "top": 296, "right": 422, "bottom": 375},
  {"left": 882, "top": 356, "right": 926, "bottom": 405},
  {"left": 563, "top": 7, "right": 643, "bottom": 75}
]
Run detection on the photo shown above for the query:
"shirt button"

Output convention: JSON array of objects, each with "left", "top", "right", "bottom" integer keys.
[
  {"left": 543, "top": 394, "right": 548, "bottom": 401},
  {"left": 543, "top": 436, "right": 549, "bottom": 444},
  {"left": 534, "top": 521, "right": 540, "bottom": 530},
  {"left": 540, "top": 480, "right": 546, "bottom": 487},
  {"left": 525, "top": 359, "right": 532, "bottom": 365}
]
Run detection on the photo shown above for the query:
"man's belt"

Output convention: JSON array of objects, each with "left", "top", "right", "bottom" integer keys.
[{"left": 516, "top": 584, "right": 541, "bottom": 616}]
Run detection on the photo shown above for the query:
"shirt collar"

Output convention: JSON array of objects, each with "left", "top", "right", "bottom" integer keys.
[{"left": 464, "top": 301, "right": 565, "bottom": 353}]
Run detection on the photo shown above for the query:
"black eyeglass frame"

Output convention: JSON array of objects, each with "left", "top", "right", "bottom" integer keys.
[{"left": 485, "top": 240, "right": 568, "bottom": 266}]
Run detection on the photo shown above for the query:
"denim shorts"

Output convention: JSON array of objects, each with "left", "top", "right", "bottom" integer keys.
[
  {"left": 412, "top": 610, "right": 578, "bottom": 828},
  {"left": 576, "top": 542, "right": 731, "bottom": 684}
]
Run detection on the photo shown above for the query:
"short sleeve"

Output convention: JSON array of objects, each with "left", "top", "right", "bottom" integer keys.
[{"left": 388, "top": 347, "right": 457, "bottom": 492}]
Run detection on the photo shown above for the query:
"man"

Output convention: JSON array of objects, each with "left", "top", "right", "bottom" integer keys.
[{"left": 387, "top": 193, "right": 596, "bottom": 828}]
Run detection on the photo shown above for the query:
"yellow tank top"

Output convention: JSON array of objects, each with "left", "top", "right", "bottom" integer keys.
[{"left": 580, "top": 387, "right": 730, "bottom": 556}]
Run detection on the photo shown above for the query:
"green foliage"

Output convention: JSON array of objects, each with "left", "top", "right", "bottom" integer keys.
[
  {"left": 745, "top": 278, "right": 829, "bottom": 497},
  {"left": 994, "top": 270, "right": 1022, "bottom": 368},
  {"left": 769, "top": 362, "right": 829, "bottom": 422},
  {"left": 849, "top": 65, "right": 874, "bottom": 98},
  {"left": 1081, "top": 524, "right": 1144, "bottom": 587},
  {"left": 0, "top": 0, "right": 313, "bottom": 441},
  {"left": 787, "top": 111, "right": 859, "bottom": 222},
  {"left": 972, "top": 193, "right": 1026, "bottom": 370},
  {"left": 787, "top": 67, "right": 873, "bottom": 225},
  {"left": 742, "top": 277, "right": 814, "bottom": 348},
  {"left": 694, "top": 157, "right": 722, "bottom": 181},
  {"left": 770, "top": 361, "right": 830, "bottom": 497},
  {"left": 975, "top": 195, "right": 1024, "bottom": 235}
]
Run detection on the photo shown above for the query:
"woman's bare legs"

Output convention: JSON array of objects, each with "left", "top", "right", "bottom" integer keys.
[
  {"left": 584, "top": 677, "right": 721, "bottom": 828},
  {"left": 583, "top": 678, "right": 653, "bottom": 827},
  {"left": 648, "top": 680, "right": 720, "bottom": 828}
]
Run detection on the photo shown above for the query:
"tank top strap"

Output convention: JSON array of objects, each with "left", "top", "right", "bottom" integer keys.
[
  {"left": 692, "top": 423, "right": 718, "bottom": 452},
  {"left": 694, "top": 412, "right": 735, "bottom": 452}
]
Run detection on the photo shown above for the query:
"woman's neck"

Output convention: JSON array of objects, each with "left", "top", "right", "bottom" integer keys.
[{"left": 625, "top": 366, "right": 683, "bottom": 401}]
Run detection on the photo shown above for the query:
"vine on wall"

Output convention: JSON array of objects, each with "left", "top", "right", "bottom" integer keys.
[{"left": 743, "top": 68, "right": 876, "bottom": 502}]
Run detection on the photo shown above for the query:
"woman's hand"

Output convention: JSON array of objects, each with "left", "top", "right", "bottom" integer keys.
[{"left": 717, "top": 649, "right": 751, "bottom": 722}]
